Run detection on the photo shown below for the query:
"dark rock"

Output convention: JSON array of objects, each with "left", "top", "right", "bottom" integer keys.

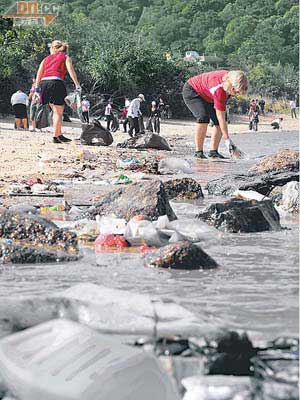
[
  {"left": 197, "top": 198, "right": 281, "bottom": 233},
  {"left": 0, "top": 241, "right": 79, "bottom": 264},
  {"left": 0, "top": 211, "right": 78, "bottom": 253},
  {"left": 206, "top": 170, "right": 300, "bottom": 196},
  {"left": 143, "top": 240, "right": 218, "bottom": 270},
  {"left": 85, "top": 180, "right": 177, "bottom": 221},
  {"left": 117, "top": 132, "right": 171, "bottom": 151},
  {"left": 208, "top": 331, "right": 256, "bottom": 376},
  {"left": 249, "top": 149, "right": 299, "bottom": 174},
  {"left": 164, "top": 178, "right": 204, "bottom": 200}
]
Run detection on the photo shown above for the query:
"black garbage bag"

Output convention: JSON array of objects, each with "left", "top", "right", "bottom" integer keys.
[
  {"left": 117, "top": 132, "right": 171, "bottom": 151},
  {"left": 80, "top": 119, "right": 113, "bottom": 146},
  {"left": 35, "top": 104, "right": 51, "bottom": 129}
]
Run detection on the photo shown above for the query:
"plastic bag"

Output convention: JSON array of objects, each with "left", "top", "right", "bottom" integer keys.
[
  {"left": 96, "top": 216, "right": 127, "bottom": 235},
  {"left": 158, "top": 158, "right": 192, "bottom": 174}
]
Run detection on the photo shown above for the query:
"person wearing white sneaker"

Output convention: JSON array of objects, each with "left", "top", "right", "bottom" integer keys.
[
  {"left": 182, "top": 70, "right": 248, "bottom": 159},
  {"left": 34, "top": 40, "right": 80, "bottom": 143}
]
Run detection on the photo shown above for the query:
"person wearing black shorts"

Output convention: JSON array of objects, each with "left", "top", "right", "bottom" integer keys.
[
  {"left": 34, "top": 40, "right": 80, "bottom": 143},
  {"left": 11, "top": 90, "right": 29, "bottom": 129},
  {"left": 182, "top": 70, "right": 248, "bottom": 159}
]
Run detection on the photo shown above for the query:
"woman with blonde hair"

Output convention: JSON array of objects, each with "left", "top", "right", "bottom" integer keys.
[
  {"left": 182, "top": 70, "right": 248, "bottom": 159},
  {"left": 34, "top": 40, "right": 81, "bottom": 143}
]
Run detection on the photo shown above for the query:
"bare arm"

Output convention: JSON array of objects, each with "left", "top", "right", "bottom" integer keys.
[
  {"left": 216, "top": 110, "right": 229, "bottom": 140},
  {"left": 35, "top": 60, "right": 45, "bottom": 88},
  {"left": 66, "top": 56, "right": 79, "bottom": 87}
]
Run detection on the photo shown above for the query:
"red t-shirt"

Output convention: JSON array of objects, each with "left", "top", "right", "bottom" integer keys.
[
  {"left": 42, "top": 52, "right": 67, "bottom": 80},
  {"left": 188, "top": 70, "right": 229, "bottom": 111}
]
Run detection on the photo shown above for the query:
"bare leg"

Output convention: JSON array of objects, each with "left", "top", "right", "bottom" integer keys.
[
  {"left": 22, "top": 118, "right": 28, "bottom": 129},
  {"left": 50, "top": 104, "right": 64, "bottom": 137},
  {"left": 31, "top": 120, "right": 36, "bottom": 130},
  {"left": 15, "top": 118, "right": 21, "bottom": 129},
  {"left": 210, "top": 125, "right": 222, "bottom": 150},
  {"left": 195, "top": 123, "right": 208, "bottom": 151}
]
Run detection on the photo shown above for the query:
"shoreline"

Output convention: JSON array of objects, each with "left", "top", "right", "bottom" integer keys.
[{"left": 0, "top": 114, "right": 298, "bottom": 184}]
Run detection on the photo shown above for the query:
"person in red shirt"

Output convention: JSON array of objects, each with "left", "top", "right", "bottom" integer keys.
[
  {"left": 34, "top": 40, "right": 81, "bottom": 143},
  {"left": 182, "top": 70, "right": 248, "bottom": 159}
]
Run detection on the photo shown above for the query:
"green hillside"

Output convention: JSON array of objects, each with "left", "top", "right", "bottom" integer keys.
[{"left": 0, "top": 0, "right": 298, "bottom": 113}]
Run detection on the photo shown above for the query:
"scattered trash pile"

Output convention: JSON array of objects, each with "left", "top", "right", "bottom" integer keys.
[{"left": 0, "top": 283, "right": 298, "bottom": 400}]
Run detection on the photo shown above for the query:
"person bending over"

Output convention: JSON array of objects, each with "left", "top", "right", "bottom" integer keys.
[
  {"left": 182, "top": 70, "right": 248, "bottom": 159},
  {"left": 34, "top": 40, "right": 80, "bottom": 143},
  {"left": 11, "top": 89, "right": 29, "bottom": 129}
]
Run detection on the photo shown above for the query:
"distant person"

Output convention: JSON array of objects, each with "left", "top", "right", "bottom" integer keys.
[
  {"left": 147, "top": 100, "right": 161, "bottom": 133},
  {"left": 182, "top": 70, "right": 248, "bottom": 159},
  {"left": 34, "top": 40, "right": 81, "bottom": 143},
  {"left": 249, "top": 99, "right": 259, "bottom": 114},
  {"left": 81, "top": 96, "right": 90, "bottom": 123},
  {"left": 120, "top": 107, "right": 128, "bottom": 133},
  {"left": 290, "top": 99, "right": 297, "bottom": 118},
  {"left": 104, "top": 101, "right": 113, "bottom": 130},
  {"left": 249, "top": 110, "right": 259, "bottom": 131},
  {"left": 28, "top": 77, "right": 39, "bottom": 132},
  {"left": 271, "top": 117, "right": 283, "bottom": 130},
  {"left": 11, "top": 89, "right": 29, "bottom": 129},
  {"left": 124, "top": 96, "right": 130, "bottom": 109},
  {"left": 258, "top": 97, "right": 265, "bottom": 115},
  {"left": 127, "top": 94, "right": 145, "bottom": 137}
]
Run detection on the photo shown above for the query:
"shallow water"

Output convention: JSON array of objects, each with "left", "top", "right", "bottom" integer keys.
[{"left": 0, "top": 130, "right": 298, "bottom": 339}]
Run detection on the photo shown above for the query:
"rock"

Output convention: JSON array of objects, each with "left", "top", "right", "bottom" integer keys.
[
  {"left": 143, "top": 240, "right": 218, "bottom": 270},
  {"left": 206, "top": 330, "right": 256, "bottom": 376},
  {"left": 249, "top": 149, "right": 299, "bottom": 174},
  {"left": 0, "top": 241, "right": 79, "bottom": 264},
  {"left": 270, "top": 181, "right": 299, "bottom": 213},
  {"left": 206, "top": 170, "right": 299, "bottom": 196},
  {"left": 197, "top": 198, "right": 281, "bottom": 233},
  {"left": 164, "top": 178, "right": 204, "bottom": 200},
  {"left": 0, "top": 211, "right": 78, "bottom": 253},
  {"left": 207, "top": 150, "right": 299, "bottom": 196},
  {"left": 8, "top": 204, "right": 38, "bottom": 214},
  {"left": 117, "top": 132, "right": 171, "bottom": 151},
  {"left": 85, "top": 180, "right": 177, "bottom": 221},
  {"left": 0, "top": 283, "right": 214, "bottom": 337}
]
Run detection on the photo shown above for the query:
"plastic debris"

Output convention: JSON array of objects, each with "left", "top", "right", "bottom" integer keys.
[
  {"left": 40, "top": 204, "right": 65, "bottom": 213},
  {"left": 96, "top": 216, "right": 127, "bottom": 235},
  {"left": 234, "top": 189, "right": 269, "bottom": 202},
  {"left": 94, "top": 233, "right": 129, "bottom": 249},
  {"left": 31, "top": 183, "right": 49, "bottom": 194},
  {"left": 111, "top": 174, "right": 132, "bottom": 185},
  {"left": 116, "top": 158, "right": 141, "bottom": 170},
  {"left": 0, "top": 319, "right": 180, "bottom": 400},
  {"left": 158, "top": 158, "right": 193, "bottom": 174}
]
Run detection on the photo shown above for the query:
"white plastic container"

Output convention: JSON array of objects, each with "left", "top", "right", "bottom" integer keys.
[{"left": 0, "top": 319, "right": 180, "bottom": 400}]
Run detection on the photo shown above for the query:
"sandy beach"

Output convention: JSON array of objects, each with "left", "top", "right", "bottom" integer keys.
[{"left": 0, "top": 113, "right": 298, "bottom": 183}]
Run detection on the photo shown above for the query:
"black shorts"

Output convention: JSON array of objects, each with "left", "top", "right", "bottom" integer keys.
[
  {"left": 40, "top": 79, "right": 67, "bottom": 106},
  {"left": 182, "top": 82, "right": 219, "bottom": 125},
  {"left": 12, "top": 104, "right": 27, "bottom": 119}
]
